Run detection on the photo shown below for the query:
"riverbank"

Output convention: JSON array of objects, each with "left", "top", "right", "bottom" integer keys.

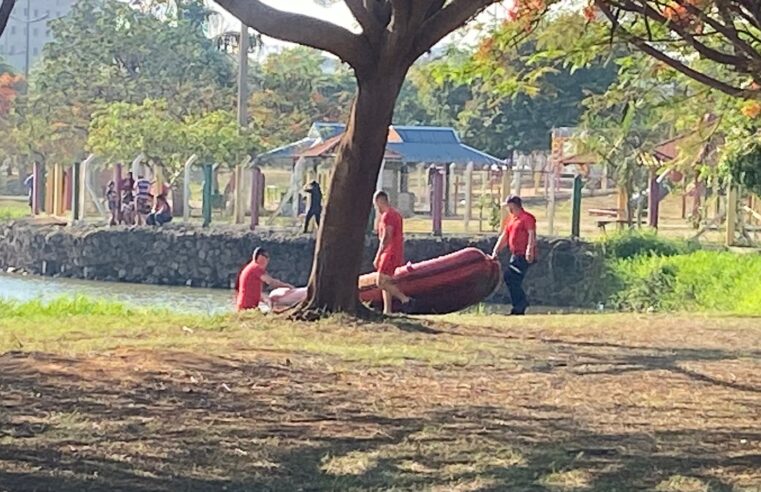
[
  {"left": 1, "top": 298, "right": 759, "bottom": 491},
  {"left": 0, "top": 222, "right": 601, "bottom": 307}
]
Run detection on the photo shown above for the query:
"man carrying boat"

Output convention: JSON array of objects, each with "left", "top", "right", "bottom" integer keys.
[
  {"left": 236, "top": 248, "right": 294, "bottom": 311},
  {"left": 491, "top": 195, "right": 537, "bottom": 315},
  {"left": 373, "top": 191, "right": 412, "bottom": 315}
]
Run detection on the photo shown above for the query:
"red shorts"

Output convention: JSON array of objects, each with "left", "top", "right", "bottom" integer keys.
[{"left": 376, "top": 253, "right": 400, "bottom": 277}]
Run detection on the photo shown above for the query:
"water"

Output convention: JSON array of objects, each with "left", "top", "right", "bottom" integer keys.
[{"left": 0, "top": 273, "right": 235, "bottom": 314}]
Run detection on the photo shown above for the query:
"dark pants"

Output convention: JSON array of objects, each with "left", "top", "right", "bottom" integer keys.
[
  {"left": 147, "top": 212, "right": 172, "bottom": 226},
  {"left": 304, "top": 208, "right": 321, "bottom": 233},
  {"left": 504, "top": 254, "right": 531, "bottom": 315}
]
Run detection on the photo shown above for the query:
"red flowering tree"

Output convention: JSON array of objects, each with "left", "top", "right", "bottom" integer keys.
[{"left": 589, "top": 0, "right": 761, "bottom": 99}]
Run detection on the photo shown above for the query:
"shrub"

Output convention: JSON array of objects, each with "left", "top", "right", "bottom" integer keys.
[
  {"left": 610, "top": 251, "right": 761, "bottom": 314},
  {"left": 598, "top": 230, "right": 698, "bottom": 260}
]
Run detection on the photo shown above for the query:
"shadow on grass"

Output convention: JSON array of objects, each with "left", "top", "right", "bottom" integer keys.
[{"left": 0, "top": 344, "right": 758, "bottom": 491}]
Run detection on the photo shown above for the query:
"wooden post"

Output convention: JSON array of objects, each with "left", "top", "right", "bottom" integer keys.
[
  {"left": 432, "top": 166, "right": 444, "bottom": 236},
  {"left": 202, "top": 164, "right": 213, "bottom": 228},
  {"left": 726, "top": 179, "right": 737, "bottom": 247},
  {"left": 453, "top": 175, "right": 460, "bottom": 217},
  {"left": 500, "top": 165, "right": 512, "bottom": 223},
  {"left": 70, "top": 162, "right": 80, "bottom": 223},
  {"left": 64, "top": 166, "right": 73, "bottom": 213},
  {"left": 548, "top": 170, "right": 556, "bottom": 236},
  {"left": 648, "top": 170, "right": 659, "bottom": 229},
  {"left": 571, "top": 175, "right": 583, "bottom": 238},
  {"left": 32, "top": 162, "right": 41, "bottom": 215},
  {"left": 464, "top": 162, "right": 473, "bottom": 232},
  {"left": 250, "top": 166, "right": 263, "bottom": 231},
  {"left": 601, "top": 162, "right": 609, "bottom": 192}
]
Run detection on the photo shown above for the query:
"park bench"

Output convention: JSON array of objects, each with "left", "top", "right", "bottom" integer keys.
[{"left": 588, "top": 208, "right": 644, "bottom": 233}]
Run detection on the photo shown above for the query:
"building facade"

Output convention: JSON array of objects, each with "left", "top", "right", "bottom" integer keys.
[{"left": 0, "top": 0, "right": 76, "bottom": 75}]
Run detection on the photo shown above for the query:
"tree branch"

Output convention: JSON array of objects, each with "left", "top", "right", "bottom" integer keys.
[
  {"left": 0, "top": 0, "right": 15, "bottom": 39},
  {"left": 413, "top": 0, "right": 500, "bottom": 60},
  {"left": 343, "top": 0, "right": 383, "bottom": 48},
  {"left": 214, "top": 0, "right": 370, "bottom": 72},
  {"left": 595, "top": 1, "right": 760, "bottom": 99}
]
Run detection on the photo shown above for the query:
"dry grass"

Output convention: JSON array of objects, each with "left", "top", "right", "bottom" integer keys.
[{"left": 0, "top": 311, "right": 760, "bottom": 491}]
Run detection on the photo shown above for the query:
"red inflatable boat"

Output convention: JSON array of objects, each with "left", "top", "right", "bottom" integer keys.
[
  {"left": 358, "top": 247, "right": 500, "bottom": 314},
  {"left": 270, "top": 247, "right": 500, "bottom": 315}
]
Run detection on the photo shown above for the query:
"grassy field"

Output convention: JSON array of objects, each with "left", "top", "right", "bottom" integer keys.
[
  {"left": 0, "top": 197, "right": 29, "bottom": 222},
  {"left": 1, "top": 298, "right": 760, "bottom": 491}
]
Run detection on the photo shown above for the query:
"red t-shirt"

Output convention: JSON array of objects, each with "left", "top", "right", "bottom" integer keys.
[
  {"left": 379, "top": 207, "right": 404, "bottom": 263},
  {"left": 504, "top": 210, "right": 537, "bottom": 257},
  {"left": 236, "top": 262, "right": 265, "bottom": 311}
]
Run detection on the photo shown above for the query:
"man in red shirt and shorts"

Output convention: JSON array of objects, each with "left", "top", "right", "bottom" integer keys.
[
  {"left": 491, "top": 195, "right": 537, "bottom": 315},
  {"left": 236, "top": 248, "right": 293, "bottom": 311},
  {"left": 373, "top": 191, "right": 412, "bottom": 315}
]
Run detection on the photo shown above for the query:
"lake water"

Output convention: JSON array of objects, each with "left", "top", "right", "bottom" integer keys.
[{"left": 0, "top": 273, "right": 235, "bottom": 314}]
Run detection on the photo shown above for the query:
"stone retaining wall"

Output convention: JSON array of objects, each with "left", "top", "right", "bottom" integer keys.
[{"left": 0, "top": 223, "right": 605, "bottom": 307}]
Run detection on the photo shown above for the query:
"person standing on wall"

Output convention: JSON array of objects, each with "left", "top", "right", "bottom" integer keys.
[
  {"left": 491, "top": 195, "right": 537, "bottom": 315},
  {"left": 302, "top": 180, "right": 322, "bottom": 234},
  {"left": 373, "top": 191, "right": 412, "bottom": 315}
]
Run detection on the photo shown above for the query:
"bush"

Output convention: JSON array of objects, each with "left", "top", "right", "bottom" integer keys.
[
  {"left": 598, "top": 230, "right": 698, "bottom": 260},
  {"left": 610, "top": 251, "right": 761, "bottom": 314}
]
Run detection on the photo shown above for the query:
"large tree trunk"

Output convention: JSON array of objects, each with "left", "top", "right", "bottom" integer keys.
[{"left": 294, "top": 68, "right": 407, "bottom": 318}]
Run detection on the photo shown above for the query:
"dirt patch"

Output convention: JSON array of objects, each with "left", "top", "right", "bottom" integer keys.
[{"left": 1, "top": 319, "right": 760, "bottom": 491}]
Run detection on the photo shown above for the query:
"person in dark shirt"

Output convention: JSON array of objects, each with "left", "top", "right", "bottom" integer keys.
[{"left": 302, "top": 180, "right": 323, "bottom": 233}]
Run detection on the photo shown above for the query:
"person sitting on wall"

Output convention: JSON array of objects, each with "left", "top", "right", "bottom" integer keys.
[
  {"left": 147, "top": 190, "right": 173, "bottom": 226},
  {"left": 236, "top": 248, "right": 294, "bottom": 311}
]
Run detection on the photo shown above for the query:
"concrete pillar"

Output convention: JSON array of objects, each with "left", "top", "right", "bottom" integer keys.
[
  {"left": 548, "top": 172, "right": 556, "bottom": 236},
  {"left": 464, "top": 162, "right": 473, "bottom": 231},
  {"left": 182, "top": 155, "right": 198, "bottom": 223}
]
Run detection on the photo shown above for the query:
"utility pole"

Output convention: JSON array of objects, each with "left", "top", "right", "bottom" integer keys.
[{"left": 237, "top": 22, "right": 249, "bottom": 128}]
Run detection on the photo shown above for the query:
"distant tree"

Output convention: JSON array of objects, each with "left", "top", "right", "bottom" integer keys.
[{"left": 248, "top": 47, "right": 355, "bottom": 148}]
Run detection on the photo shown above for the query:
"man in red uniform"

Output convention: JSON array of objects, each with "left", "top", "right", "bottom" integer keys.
[
  {"left": 236, "top": 248, "right": 293, "bottom": 311},
  {"left": 491, "top": 195, "right": 537, "bottom": 315},
  {"left": 373, "top": 191, "right": 412, "bottom": 315}
]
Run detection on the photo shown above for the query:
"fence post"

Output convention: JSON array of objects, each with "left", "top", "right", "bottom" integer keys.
[
  {"left": 250, "top": 166, "right": 263, "bottom": 231},
  {"left": 571, "top": 175, "right": 583, "bottom": 238},
  {"left": 32, "top": 162, "right": 41, "bottom": 215},
  {"left": 726, "top": 178, "right": 737, "bottom": 247},
  {"left": 71, "top": 161, "right": 80, "bottom": 223},
  {"left": 432, "top": 166, "right": 444, "bottom": 236},
  {"left": 547, "top": 168, "right": 556, "bottom": 236},
  {"left": 202, "top": 164, "right": 213, "bottom": 228},
  {"left": 648, "top": 170, "right": 660, "bottom": 229}
]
